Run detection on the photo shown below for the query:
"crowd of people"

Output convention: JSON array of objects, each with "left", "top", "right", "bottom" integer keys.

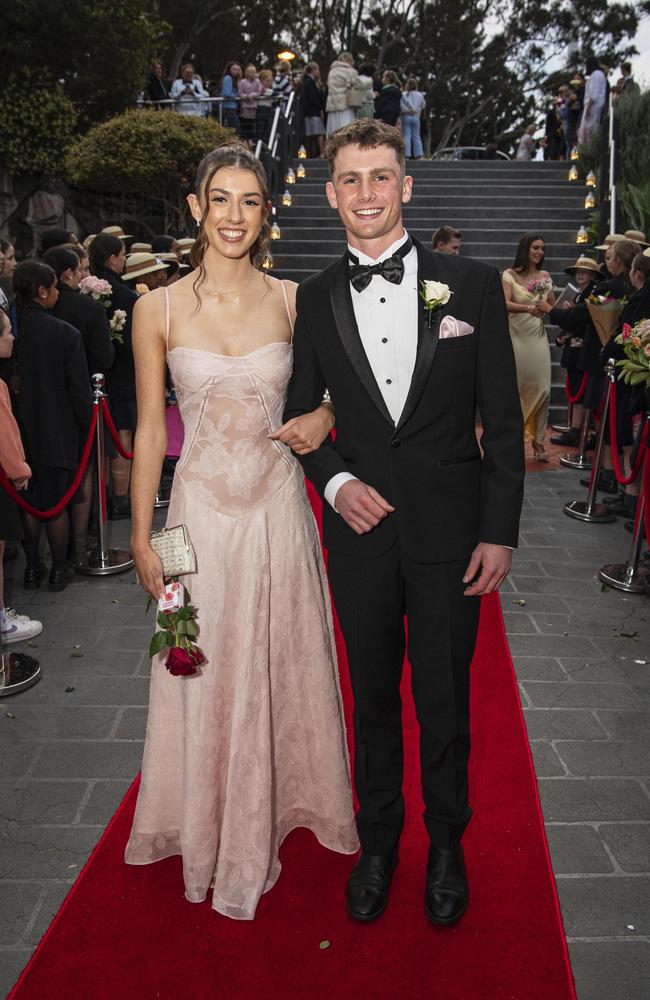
[
  {"left": 0, "top": 226, "right": 194, "bottom": 643},
  {"left": 502, "top": 230, "right": 650, "bottom": 479},
  {"left": 143, "top": 53, "right": 428, "bottom": 159},
  {"left": 516, "top": 58, "right": 636, "bottom": 161}
]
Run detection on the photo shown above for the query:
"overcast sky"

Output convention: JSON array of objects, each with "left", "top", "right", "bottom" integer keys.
[{"left": 632, "top": 14, "right": 650, "bottom": 84}]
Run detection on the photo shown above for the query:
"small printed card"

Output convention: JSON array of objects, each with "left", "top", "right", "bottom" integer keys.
[{"left": 158, "top": 580, "right": 185, "bottom": 613}]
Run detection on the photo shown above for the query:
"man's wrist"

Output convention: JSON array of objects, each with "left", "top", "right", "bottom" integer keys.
[{"left": 324, "top": 472, "right": 358, "bottom": 511}]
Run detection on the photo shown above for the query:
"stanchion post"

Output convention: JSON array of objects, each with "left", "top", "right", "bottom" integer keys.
[
  {"left": 76, "top": 374, "right": 135, "bottom": 576},
  {"left": 564, "top": 360, "right": 616, "bottom": 523},
  {"left": 600, "top": 492, "right": 649, "bottom": 592},
  {"left": 559, "top": 405, "right": 592, "bottom": 470},
  {"left": 600, "top": 408, "right": 650, "bottom": 592}
]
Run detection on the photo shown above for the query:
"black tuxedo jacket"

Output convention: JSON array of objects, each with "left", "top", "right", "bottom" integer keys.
[{"left": 283, "top": 239, "right": 524, "bottom": 561}]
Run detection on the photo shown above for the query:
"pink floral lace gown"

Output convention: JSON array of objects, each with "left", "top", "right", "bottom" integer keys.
[{"left": 125, "top": 281, "right": 358, "bottom": 919}]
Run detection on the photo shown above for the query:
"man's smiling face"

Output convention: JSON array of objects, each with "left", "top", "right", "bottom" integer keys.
[{"left": 326, "top": 144, "right": 412, "bottom": 251}]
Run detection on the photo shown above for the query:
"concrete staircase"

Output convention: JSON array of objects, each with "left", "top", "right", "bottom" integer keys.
[{"left": 273, "top": 158, "right": 586, "bottom": 423}]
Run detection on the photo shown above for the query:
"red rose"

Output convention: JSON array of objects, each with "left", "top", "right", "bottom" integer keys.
[
  {"left": 188, "top": 646, "right": 205, "bottom": 667},
  {"left": 165, "top": 646, "right": 199, "bottom": 676}
]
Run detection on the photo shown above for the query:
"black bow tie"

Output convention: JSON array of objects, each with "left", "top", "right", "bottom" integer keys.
[{"left": 347, "top": 238, "right": 413, "bottom": 293}]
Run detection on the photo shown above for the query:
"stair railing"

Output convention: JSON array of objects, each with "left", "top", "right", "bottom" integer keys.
[
  {"left": 607, "top": 90, "right": 617, "bottom": 233},
  {"left": 255, "top": 92, "right": 299, "bottom": 198}
]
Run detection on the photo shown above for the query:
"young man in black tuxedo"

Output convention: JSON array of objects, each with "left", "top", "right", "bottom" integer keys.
[{"left": 282, "top": 119, "right": 524, "bottom": 925}]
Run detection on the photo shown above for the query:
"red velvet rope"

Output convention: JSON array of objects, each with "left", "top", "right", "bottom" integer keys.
[
  {"left": 0, "top": 406, "right": 98, "bottom": 520},
  {"left": 101, "top": 399, "right": 134, "bottom": 459},
  {"left": 565, "top": 372, "right": 588, "bottom": 405},
  {"left": 608, "top": 384, "right": 648, "bottom": 485}
]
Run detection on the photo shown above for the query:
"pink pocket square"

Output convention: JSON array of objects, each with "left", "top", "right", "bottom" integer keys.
[{"left": 439, "top": 317, "right": 475, "bottom": 339}]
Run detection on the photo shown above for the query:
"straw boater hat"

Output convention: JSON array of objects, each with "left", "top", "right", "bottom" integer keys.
[
  {"left": 644, "top": 247, "right": 650, "bottom": 259},
  {"left": 176, "top": 237, "right": 195, "bottom": 255},
  {"left": 594, "top": 233, "right": 625, "bottom": 251},
  {"left": 157, "top": 252, "right": 188, "bottom": 277},
  {"left": 564, "top": 256, "right": 603, "bottom": 276},
  {"left": 122, "top": 253, "right": 169, "bottom": 281},
  {"left": 130, "top": 241, "right": 153, "bottom": 254},
  {"left": 101, "top": 225, "right": 133, "bottom": 241},
  {"left": 624, "top": 229, "right": 648, "bottom": 248},
  {"left": 82, "top": 234, "right": 96, "bottom": 250}
]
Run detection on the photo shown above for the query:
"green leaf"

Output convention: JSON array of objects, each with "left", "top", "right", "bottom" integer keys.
[
  {"left": 149, "top": 631, "right": 169, "bottom": 657},
  {"left": 319, "top": 940, "right": 330, "bottom": 950},
  {"left": 157, "top": 611, "right": 171, "bottom": 630},
  {"left": 176, "top": 619, "right": 188, "bottom": 635},
  {"left": 186, "top": 620, "right": 197, "bottom": 638}
]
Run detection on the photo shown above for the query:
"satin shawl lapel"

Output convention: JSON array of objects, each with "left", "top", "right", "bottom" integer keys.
[
  {"left": 329, "top": 255, "right": 394, "bottom": 426},
  {"left": 395, "top": 241, "right": 444, "bottom": 433}
]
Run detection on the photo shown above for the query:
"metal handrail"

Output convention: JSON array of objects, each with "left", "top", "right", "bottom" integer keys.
[
  {"left": 608, "top": 91, "right": 616, "bottom": 233},
  {"left": 253, "top": 91, "right": 298, "bottom": 198},
  {"left": 136, "top": 93, "right": 288, "bottom": 127}
]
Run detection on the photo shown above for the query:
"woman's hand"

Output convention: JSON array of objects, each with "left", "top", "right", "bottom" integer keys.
[
  {"left": 535, "top": 299, "right": 553, "bottom": 315},
  {"left": 269, "top": 403, "right": 335, "bottom": 455},
  {"left": 132, "top": 543, "right": 165, "bottom": 601}
]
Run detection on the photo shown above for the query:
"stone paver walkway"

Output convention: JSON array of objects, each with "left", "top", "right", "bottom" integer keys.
[{"left": 1, "top": 472, "right": 649, "bottom": 1000}]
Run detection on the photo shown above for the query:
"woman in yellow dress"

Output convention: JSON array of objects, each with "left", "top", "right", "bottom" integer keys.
[{"left": 502, "top": 233, "right": 556, "bottom": 462}]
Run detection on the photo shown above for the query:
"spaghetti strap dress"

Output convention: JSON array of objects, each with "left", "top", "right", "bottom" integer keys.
[{"left": 125, "top": 279, "right": 358, "bottom": 919}]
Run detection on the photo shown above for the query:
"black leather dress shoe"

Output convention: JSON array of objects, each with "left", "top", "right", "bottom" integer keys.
[
  {"left": 24, "top": 564, "right": 47, "bottom": 590},
  {"left": 49, "top": 566, "right": 74, "bottom": 592},
  {"left": 346, "top": 851, "right": 398, "bottom": 922},
  {"left": 425, "top": 844, "right": 468, "bottom": 926},
  {"left": 579, "top": 471, "right": 618, "bottom": 494},
  {"left": 550, "top": 429, "right": 579, "bottom": 446}
]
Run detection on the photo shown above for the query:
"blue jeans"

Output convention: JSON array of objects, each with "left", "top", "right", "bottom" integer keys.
[{"left": 402, "top": 115, "right": 423, "bottom": 158}]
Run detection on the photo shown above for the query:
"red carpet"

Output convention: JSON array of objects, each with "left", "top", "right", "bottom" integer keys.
[{"left": 9, "top": 488, "right": 576, "bottom": 1000}]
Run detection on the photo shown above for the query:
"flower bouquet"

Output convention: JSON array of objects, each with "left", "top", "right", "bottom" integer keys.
[
  {"left": 109, "top": 308, "right": 126, "bottom": 344},
  {"left": 527, "top": 276, "right": 553, "bottom": 300},
  {"left": 587, "top": 293, "right": 626, "bottom": 347},
  {"left": 614, "top": 319, "right": 650, "bottom": 387},
  {"left": 79, "top": 275, "right": 112, "bottom": 308}
]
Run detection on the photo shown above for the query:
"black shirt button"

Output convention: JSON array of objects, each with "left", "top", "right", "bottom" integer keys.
[
  {"left": 392, "top": 438, "right": 401, "bottom": 448},
  {"left": 380, "top": 297, "right": 386, "bottom": 303},
  {"left": 382, "top": 337, "right": 388, "bottom": 343},
  {"left": 386, "top": 378, "right": 392, "bottom": 385}
]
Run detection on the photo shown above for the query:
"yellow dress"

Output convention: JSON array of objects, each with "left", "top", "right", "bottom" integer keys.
[{"left": 502, "top": 270, "right": 551, "bottom": 448}]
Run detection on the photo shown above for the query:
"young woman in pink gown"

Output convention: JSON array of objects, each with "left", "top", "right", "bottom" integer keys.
[{"left": 125, "top": 144, "right": 358, "bottom": 920}]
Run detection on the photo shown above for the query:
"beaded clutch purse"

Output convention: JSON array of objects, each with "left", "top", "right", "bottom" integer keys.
[{"left": 149, "top": 524, "right": 197, "bottom": 578}]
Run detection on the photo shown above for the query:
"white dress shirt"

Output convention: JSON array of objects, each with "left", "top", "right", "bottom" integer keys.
[{"left": 324, "top": 230, "right": 418, "bottom": 510}]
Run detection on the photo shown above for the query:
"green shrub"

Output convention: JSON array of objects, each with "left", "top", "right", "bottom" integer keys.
[
  {"left": 0, "top": 79, "right": 78, "bottom": 174},
  {"left": 65, "top": 110, "right": 236, "bottom": 229}
]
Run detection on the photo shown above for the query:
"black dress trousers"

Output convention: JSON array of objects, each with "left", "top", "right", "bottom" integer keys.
[{"left": 328, "top": 541, "right": 481, "bottom": 854}]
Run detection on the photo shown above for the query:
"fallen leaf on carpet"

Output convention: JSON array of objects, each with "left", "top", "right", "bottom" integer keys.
[
  {"left": 6, "top": 712, "right": 15, "bottom": 719},
  {"left": 65, "top": 686, "right": 75, "bottom": 692},
  {"left": 70, "top": 651, "right": 84, "bottom": 658},
  {"left": 513, "top": 599, "right": 527, "bottom": 606},
  {"left": 618, "top": 630, "right": 638, "bottom": 638},
  {"left": 319, "top": 941, "right": 330, "bottom": 950},
  {"left": 601, "top": 584, "right": 610, "bottom": 592}
]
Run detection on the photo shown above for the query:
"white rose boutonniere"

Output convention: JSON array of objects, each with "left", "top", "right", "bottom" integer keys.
[{"left": 420, "top": 280, "right": 453, "bottom": 328}]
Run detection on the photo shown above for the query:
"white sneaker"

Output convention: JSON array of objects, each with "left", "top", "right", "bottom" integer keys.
[{"left": 0, "top": 607, "right": 43, "bottom": 644}]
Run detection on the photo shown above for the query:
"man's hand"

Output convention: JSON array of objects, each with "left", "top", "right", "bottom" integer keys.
[
  {"left": 463, "top": 542, "right": 512, "bottom": 596},
  {"left": 335, "top": 479, "right": 394, "bottom": 535}
]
